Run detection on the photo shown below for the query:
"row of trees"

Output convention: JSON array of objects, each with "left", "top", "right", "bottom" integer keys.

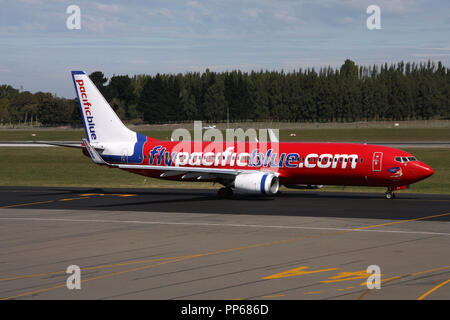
[
  {"left": 135, "top": 59, "right": 450, "bottom": 123},
  {"left": 0, "top": 85, "right": 80, "bottom": 126},
  {"left": 1, "top": 59, "right": 449, "bottom": 126}
]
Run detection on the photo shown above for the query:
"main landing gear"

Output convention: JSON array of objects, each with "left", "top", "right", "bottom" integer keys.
[{"left": 218, "top": 187, "right": 234, "bottom": 199}]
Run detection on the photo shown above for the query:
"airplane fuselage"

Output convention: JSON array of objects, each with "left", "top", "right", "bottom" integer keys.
[{"left": 94, "top": 137, "right": 434, "bottom": 190}]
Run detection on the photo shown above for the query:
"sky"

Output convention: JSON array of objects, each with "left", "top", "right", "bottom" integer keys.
[{"left": 0, "top": 0, "right": 449, "bottom": 98}]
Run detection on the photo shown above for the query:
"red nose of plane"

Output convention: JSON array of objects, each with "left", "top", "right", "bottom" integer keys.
[{"left": 413, "top": 162, "right": 434, "bottom": 180}]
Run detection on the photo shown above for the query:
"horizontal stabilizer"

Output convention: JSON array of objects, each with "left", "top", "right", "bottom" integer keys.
[{"left": 30, "top": 141, "right": 83, "bottom": 148}]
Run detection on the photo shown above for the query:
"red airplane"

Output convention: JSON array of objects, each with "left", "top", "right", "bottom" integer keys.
[{"left": 72, "top": 71, "right": 434, "bottom": 199}]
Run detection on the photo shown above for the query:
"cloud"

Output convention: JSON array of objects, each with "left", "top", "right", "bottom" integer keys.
[
  {"left": 17, "top": 0, "right": 45, "bottom": 5},
  {"left": 274, "top": 10, "right": 298, "bottom": 23},
  {"left": 93, "top": 3, "right": 123, "bottom": 14},
  {"left": 186, "top": 1, "right": 212, "bottom": 16},
  {"left": 243, "top": 8, "right": 263, "bottom": 18},
  {"left": 371, "top": 0, "right": 419, "bottom": 13},
  {"left": 338, "top": 16, "right": 354, "bottom": 24},
  {"left": 5, "top": 22, "right": 47, "bottom": 33},
  {"left": 412, "top": 53, "right": 450, "bottom": 57},
  {"left": 146, "top": 8, "right": 174, "bottom": 19},
  {"left": 82, "top": 15, "right": 130, "bottom": 34},
  {"left": 424, "top": 46, "right": 450, "bottom": 51},
  {"left": 311, "top": 0, "right": 419, "bottom": 14}
]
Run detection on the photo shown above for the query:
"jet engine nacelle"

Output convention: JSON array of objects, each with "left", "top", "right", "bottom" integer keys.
[{"left": 234, "top": 172, "right": 279, "bottom": 195}]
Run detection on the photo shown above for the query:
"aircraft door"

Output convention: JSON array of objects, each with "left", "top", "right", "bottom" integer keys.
[{"left": 372, "top": 152, "right": 383, "bottom": 172}]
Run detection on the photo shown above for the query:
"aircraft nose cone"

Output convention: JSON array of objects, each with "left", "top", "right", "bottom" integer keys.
[{"left": 415, "top": 162, "right": 434, "bottom": 179}]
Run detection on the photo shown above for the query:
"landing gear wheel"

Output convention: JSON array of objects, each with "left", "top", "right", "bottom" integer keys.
[
  {"left": 218, "top": 187, "right": 234, "bottom": 199},
  {"left": 385, "top": 191, "right": 395, "bottom": 199}
]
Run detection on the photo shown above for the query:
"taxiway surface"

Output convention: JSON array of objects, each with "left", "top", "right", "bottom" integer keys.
[{"left": 0, "top": 187, "right": 449, "bottom": 300}]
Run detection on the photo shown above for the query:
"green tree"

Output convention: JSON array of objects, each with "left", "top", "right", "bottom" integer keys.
[
  {"left": 180, "top": 86, "right": 197, "bottom": 120},
  {"left": 89, "top": 71, "right": 108, "bottom": 96},
  {"left": 0, "top": 85, "right": 19, "bottom": 99},
  {"left": 36, "top": 93, "right": 71, "bottom": 125},
  {"left": 203, "top": 80, "right": 227, "bottom": 121},
  {"left": 0, "top": 98, "right": 11, "bottom": 124}
]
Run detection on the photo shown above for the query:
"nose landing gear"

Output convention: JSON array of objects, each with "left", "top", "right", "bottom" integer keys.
[
  {"left": 385, "top": 190, "right": 395, "bottom": 199},
  {"left": 384, "top": 185, "right": 408, "bottom": 199}
]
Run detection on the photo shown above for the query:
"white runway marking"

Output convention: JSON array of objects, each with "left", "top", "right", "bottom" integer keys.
[{"left": 0, "top": 217, "right": 449, "bottom": 237}]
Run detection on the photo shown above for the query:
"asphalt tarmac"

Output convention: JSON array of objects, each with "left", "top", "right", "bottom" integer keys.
[{"left": 0, "top": 186, "right": 449, "bottom": 300}]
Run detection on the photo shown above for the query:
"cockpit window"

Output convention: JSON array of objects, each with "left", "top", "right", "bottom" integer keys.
[{"left": 395, "top": 156, "right": 418, "bottom": 163}]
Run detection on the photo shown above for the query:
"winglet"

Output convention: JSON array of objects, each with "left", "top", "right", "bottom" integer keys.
[{"left": 82, "top": 138, "right": 109, "bottom": 165}]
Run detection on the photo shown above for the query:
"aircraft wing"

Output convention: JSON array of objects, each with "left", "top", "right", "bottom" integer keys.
[
  {"left": 82, "top": 138, "right": 270, "bottom": 181},
  {"left": 118, "top": 163, "right": 245, "bottom": 180}
]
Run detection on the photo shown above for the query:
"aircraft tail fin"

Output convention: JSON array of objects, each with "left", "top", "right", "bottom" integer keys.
[{"left": 71, "top": 71, "right": 136, "bottom": 144}]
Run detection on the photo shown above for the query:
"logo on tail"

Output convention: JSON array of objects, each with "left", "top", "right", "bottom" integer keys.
[{"left": 75, "top": 79, "right": 97, "bottom": 140}]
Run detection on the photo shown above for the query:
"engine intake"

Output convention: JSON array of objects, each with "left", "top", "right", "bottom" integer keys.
[{"left": 234, "top": 172, "right": 279, "bottom": 195}]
